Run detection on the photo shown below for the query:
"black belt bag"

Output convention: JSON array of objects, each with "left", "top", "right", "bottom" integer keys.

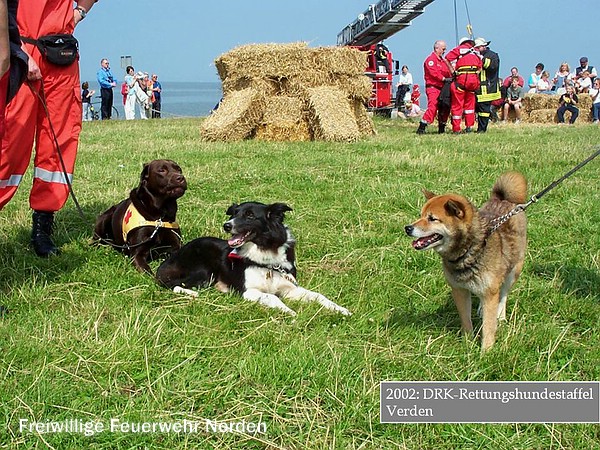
[{"left": 22, "top": 34, "right": 79, "bottom": 66}]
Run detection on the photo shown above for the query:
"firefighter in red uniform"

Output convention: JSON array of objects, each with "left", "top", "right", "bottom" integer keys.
[
  {"left": 0, "top": 0, "right": 98, "bottom": 257},
  {"left": 416, "top": 40, "right": 453, "bottom": 134},
  {"left": 445, "top": 37, "right": 482, "bottom": 133}
]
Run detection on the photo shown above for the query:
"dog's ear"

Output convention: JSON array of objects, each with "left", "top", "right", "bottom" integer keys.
[
  {"left": 444, "top": 199, "right": 465, "bottom": 219},
  {"left": 226, "top": 203, "right": 239, "bottom": 216},
  {"left": 267, "top": 203, "right": 293, "bottom": 221},
  {"left": 140, "top": 162, "right": 150, "bottom": 184},
  {"left": 423, "top": 189, "right": 436, "bottom": 200}
]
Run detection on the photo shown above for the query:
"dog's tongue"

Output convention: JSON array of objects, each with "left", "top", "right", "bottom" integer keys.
[{"left": 228, "top": 233, "right": 247, "bottom": 248}]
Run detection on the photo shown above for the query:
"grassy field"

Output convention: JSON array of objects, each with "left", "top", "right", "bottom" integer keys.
[{"left": 1, "top": 117, "right": 599, "bottom": 449}]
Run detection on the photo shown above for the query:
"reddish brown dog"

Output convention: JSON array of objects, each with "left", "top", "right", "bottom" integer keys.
[
  {"left": 405, "top": 172, "right": 527, "bottom": 352},
  {"left": 94, "top": 159, "right": 187, "bottom": 273}
]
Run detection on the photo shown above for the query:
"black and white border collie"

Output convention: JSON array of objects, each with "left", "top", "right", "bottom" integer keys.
[{"left": 156, "top": 202, "right": 351, "bottom": 316}]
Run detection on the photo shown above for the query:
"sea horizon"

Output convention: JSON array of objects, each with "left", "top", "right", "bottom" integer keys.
[{"left": 81, "top": 80, "right": 223, "bottom": 119}]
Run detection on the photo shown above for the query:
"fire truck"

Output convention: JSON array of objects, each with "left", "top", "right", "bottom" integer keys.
[{"left": 337, "top": 0, "right": 437, "bottom": 115}]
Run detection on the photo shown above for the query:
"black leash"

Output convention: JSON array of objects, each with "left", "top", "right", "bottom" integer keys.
[
  {"left": 489, "top": 147, "right": 600, "bottom": 234},
  {"left": 29, "top": 80, "right": 86, "bottom": 220}
]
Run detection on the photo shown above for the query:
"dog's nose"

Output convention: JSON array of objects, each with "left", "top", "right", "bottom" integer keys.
[
  {"left": 404, "top": 225, "right": 414, "bottom": 236},
  {"left": 223, "top": 221, "right": 232, "bottom": 232}
]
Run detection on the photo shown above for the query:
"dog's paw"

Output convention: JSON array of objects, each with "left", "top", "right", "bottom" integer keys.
[
  {"left": 173, "top": 286, "right": 199, "bottom": 297},
  {"left": 334, "top": 305, "right": 352, "bottom": 316}
]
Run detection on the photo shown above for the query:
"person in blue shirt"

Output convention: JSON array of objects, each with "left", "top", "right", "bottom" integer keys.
[
  {"left": 151, "top": 73, "right": 162, "bottom": 118},
  {"left": 96, "top": 57, "right": 116, "bottom": 119}
]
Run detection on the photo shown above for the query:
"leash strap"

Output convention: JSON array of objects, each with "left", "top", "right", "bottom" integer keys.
[
  {"left": 528, "top": 146, "right": 600, "bottom": 204},
  {"left": 488, "top": 147, "right": 600, "bottom": 235},
  {"left": 29, "top": 80, "right": 86, "bottom": 220}
]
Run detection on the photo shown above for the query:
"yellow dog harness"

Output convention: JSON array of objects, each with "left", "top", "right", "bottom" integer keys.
[{"left": 122, "top": 203, "right": 180, "bottom": 242}]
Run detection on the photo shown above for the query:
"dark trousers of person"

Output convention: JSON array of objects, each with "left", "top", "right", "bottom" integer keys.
[
  {"left": 152, "top": 99, "right": 161, "bottom": 118},
  {"left": 100, "top": 87, "right": 113, "bottom": 120},
  {"left": 557, "top": 104, "right": 579, "bottom": 124},
  {"left": 395, "top": 85, "right": 409, "bottom": 108},
  {"left": 476, "top": 101, "right": 492, "bottom": 132}
]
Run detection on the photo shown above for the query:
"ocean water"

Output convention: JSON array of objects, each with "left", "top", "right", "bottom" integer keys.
[{"left": 109, "top": 81, "right": 223, "bottom": 119}]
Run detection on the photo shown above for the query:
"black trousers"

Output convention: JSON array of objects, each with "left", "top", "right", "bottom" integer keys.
[
  {"left": 152, "top": 99, "right": 161, "bottom": 118},
  {"left": 395, "top": 85, "right": 410, "bottom": 107},
  {"left": 100, "top": 87, "right": 113, "bottom": 120},
  {"left": 476, "top": 101, "right": 492, "bottom": 132}
]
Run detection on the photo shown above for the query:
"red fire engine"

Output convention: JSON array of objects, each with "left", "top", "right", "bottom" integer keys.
[{"left": 337, "top": 0, "right": 437, "bottom": 115}]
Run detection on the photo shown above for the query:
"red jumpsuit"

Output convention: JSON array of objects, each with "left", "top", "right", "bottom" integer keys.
[
  {"left": 0, "top": 1, "right": 81, "bottom": 212},
  {"left": 445, "top": 43, "right": 482, "bottom": 132},
  {"left": 422, "top": 51, "right": 452, "bottom": 125}
]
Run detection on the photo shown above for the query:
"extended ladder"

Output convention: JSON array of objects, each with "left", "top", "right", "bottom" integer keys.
[{"left": 337, "top": 0, "right": 437, "bottom": 47}]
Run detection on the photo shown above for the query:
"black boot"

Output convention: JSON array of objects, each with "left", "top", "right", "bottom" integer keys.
[
  {"left": 438, "top": 123, "right": 446, "bottom": 134},
  {"left": 416, "top": 121, "right": 427, "bottom": 134},
  {"left": 31, "top": 211, "right": 60, "bottom": 257}
]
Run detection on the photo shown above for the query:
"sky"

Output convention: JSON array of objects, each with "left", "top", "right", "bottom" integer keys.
[{"left": 76, "top": 0, "right": 598, "bottom": 86}]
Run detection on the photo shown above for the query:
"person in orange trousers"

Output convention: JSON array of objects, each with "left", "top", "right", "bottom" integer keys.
[
  {"left": 445, "top": 37, "right": 482, "bottom": 133},
  {"left": 0, "top": 0, "right": 98, "bottom": 257}
]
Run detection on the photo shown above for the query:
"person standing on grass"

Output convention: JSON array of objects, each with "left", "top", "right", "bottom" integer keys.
[
  {"left": 96, "top": 57, "right": 116, "bottom": 120},
  {"left": 151, "top": 73, "right": 161, "bottom": 118},
  {"left": 474, "top": 37, "right": 500, "bottom": 133},
  {"left": 445, "top": 37, "right": 482, "bottom": 134},
  {"left": 416, "top": 40, "right": 453, "bottom": 135},
  {"left": 123, "top": 65, "right": 137, "bottom": 120},
  {"left": 0, "top": 0, "right": 99, "bottom": 257},
  {"left": 81, "top": 81, "right": 94, "bottom": 122}
]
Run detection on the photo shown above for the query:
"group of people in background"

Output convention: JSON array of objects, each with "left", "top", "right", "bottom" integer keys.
[
  {"left": 82, "top": 59, "right": 162, "bottom": 121},
  {"left": 121, "top": 66, "right": 162, "bottom": 120},
  {"left": 415, "top": 36, "right": 498, "bottom": 135},
  {"left": 409, "top": 36, "right": 598, "bottom": 133}
]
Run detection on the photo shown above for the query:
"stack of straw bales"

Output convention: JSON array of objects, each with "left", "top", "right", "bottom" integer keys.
[
  {"left": 201, "top": 42, "right": 375, "bottom": 142},
  {"left": 520, "top": 93, "right": 592, "bottom": 123}
]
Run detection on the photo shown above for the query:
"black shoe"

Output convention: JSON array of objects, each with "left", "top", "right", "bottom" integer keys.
[
  {"left": 31, "top": 211, "right": 60, "bottom": 257},
  {"left": 438, "top": 124, "right": 446, "bottom": 134},
  {"left": 465, "top": 127, "right": 473, "bottom": 133},
  {"left": 416, "top": 122, "right": 427, "bottom": 135}
]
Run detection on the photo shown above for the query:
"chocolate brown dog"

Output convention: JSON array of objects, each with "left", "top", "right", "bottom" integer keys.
[{"left": 94, "top": 159, "right": 187, "bottom": 273}]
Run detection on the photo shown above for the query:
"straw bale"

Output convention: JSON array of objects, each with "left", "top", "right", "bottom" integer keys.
[
  {"left": 306, "top": 87, "right": 361, "bottom": 142},
  {"left": 255, "top": 121, "right": 311, "bottom": 142},
  {"left": 261, "top": 96, "right": 305, "bottom": 124},
  {"left": 200, "top": 88, "right": 265, "bottom": 141},
  {"left": 221, "top": 77, "right": 280, "bottom": 96},
  {"left": 577, "top": 94, "right": 592, "bottom": 121},
  {"left": 352, "top": 99, "right": 375, "bottom": 136},
  {"left": 523, "top": 94, "right": 557, "bottom": 112},
  {"left": 527, "top": 109, "right": 556, "bottom": 123},
  {"left": 216, "top": 43, "right": 367, "bottom": 84}
]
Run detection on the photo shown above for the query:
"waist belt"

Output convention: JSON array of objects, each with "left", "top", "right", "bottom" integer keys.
[{"left": 456, "top": 67, "right": 479, "bottom": 74}]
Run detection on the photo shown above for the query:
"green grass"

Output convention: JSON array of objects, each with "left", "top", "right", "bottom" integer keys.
[{"left": 1, "top": 117, "right": 599, "bottom": 449}]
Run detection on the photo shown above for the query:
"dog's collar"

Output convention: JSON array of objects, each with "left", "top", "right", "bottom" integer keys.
[
  {"left": 122, "top": 203, "right": 179, "bottom": 242},
  {"left": 227, "top": 249, "right": 296, "bottom": 283}
]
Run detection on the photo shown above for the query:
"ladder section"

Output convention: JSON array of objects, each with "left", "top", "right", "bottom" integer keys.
[{"left": 337, "top": 0, "right": 437, "bottom": 47}]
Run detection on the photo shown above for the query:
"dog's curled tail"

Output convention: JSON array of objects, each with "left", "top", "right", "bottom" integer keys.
[{"left": 492, "top": 171, "right": 527, "bottom": 205}]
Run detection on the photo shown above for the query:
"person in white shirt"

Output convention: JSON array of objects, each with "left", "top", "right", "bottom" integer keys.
[
  {"left": 536, "top": 71, "right": 552, "bottom": 94},
  {"left": 576, "top": 71, "right": 592, "bottom": 93},
  {"left": 528, "top": 63, "right": 544, "bottom": 93},
  {"left": 395, "top": 65, "right": 413, "bottom": 109}
]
